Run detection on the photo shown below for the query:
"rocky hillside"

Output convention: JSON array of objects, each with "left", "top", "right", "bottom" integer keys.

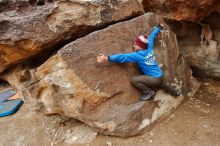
[{"left": 0, "top": 0, "right": 219, "bottom": 137}]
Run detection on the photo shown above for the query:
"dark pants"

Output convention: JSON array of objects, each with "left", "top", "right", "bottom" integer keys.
[{"left": 131, "top": 75, "right": 162, "bottom": 93}]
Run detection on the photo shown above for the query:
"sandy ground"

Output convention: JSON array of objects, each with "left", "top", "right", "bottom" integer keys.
[{"left": 0, "top": 80, "right": 219, "bottom": 146}]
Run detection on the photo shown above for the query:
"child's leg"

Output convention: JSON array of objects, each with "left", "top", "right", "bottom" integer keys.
[
  {"left": 131, "top": 75, "right": 162, "bottom": 100},
  {"left": 131, "top": 75, "right": 162, "bottom": 93}
]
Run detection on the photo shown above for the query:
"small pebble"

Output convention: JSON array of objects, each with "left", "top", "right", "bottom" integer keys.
[
  {"left": 72, "top": 136, "right": 78, "bottom": 142},
  {"left": 204, "top": 82, "right": 209, "bottom": 86},
  {"left": 170, "top": 114, "right": 175, "bottom": 118},
  {"left": 107, "top": 141, "right": 112, "bottom": 146},
  {"left": 67, "top": 129, "right": 71, "bottom": 133}
]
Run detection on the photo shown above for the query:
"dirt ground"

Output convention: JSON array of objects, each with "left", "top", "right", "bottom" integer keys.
[{"left": 0, "top": 80, "right": 219, "bottom": 146}]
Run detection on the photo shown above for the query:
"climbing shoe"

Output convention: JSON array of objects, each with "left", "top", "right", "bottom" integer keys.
[
  {"left": 168, "top": 88, "right": 181, "bottom": 96},
  {"left": 163, "top": 86, "right": 181, "bottom": 96},
  {"left": 140, "top": 90, "right": 155, "bottom": 101}
]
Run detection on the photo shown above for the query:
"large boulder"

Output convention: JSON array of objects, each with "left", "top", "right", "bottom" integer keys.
[
  {"left": 1, "top": 13, "right": 200, "bottom": 137},
  {"left": 166, "top": 13, "right": 220, "bottom": 79},
  {"left": 0, "top": 0, "right": 144, "bottom": 73},
  {"left": 142, "top": 0, "right": 220, "bottom": 21}
]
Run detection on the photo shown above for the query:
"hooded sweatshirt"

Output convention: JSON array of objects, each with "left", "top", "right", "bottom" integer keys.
[{"left": 108, "top": 26, "right": 162, "bottom": 78}]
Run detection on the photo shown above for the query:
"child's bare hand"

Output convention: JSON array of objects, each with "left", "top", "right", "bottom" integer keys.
[
  {"left": 157, "top": 23, "right": 164, "bottom": 29},
  {"left": 97, "top": 54, "right": 108, "bottom": 64}
]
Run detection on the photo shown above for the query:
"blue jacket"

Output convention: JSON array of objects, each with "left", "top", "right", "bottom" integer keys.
[{"left": 108, "top": 27, "right": 162, "bottom": 78}]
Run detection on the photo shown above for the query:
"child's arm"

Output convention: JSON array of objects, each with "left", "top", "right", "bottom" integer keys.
[
  {"left": 108, "top": 52, "right": 139, "bottom": 63},
  {"left": 147, "top": 26, "right": 161, "bottom": 51},
  {"left": 97, "top": 52, "right": 139, "bottom": 64}
]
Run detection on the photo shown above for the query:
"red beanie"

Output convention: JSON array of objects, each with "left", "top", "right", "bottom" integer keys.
[{"left": 135, "top": 35, "right": 148, "bottom": 49}]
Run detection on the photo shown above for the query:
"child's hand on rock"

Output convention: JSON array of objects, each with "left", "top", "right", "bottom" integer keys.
[
  {"left": 97, "top": 54, "right": 108, "bottom": 64},
  {"left": 157, "top": 23, "right": 164, "bottom": 29}
]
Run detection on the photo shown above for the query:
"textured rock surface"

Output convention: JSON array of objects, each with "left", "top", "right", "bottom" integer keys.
[
  {"left": 0, "top": 0, "right": 144, "bottom": 73},
  {"left": 142, "top": 0, "right": 220, "bottom": 21},
  {"left": 1, "top": 13, "right": 200, "bottom": 137},
  {"left": 167, "top": 13, "right": 220, "bottom": 79},
  {"left": 141, "top": 0, "right": 220, "bottom": 78}
]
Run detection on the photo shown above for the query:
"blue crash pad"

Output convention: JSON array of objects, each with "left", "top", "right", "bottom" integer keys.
[
  {"left": 0, "top": 99, "right": 23, "bottom": 117},
  {"left": 0, "top": 89, "right": 16, "bottom": 102}
]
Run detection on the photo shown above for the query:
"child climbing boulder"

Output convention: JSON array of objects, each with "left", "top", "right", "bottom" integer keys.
[{"left": 97, "top": 24, "right": 165, "bottom": 100}]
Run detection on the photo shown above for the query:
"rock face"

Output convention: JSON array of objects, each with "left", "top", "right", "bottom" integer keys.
[
  {"left": 166, "top": 12, "right": 220, "bottom": 79},
  {"left": 141, "top": 0, "right": 220, "bottom": 79},
  {"left": 2, "top": 13, "right": 200, "bottom": 137},
  {"left": 142, "top": 0, "right": 220, "bottom": 21},
  {"left": 0, "top": 0, "right": 144, "bottom": 73}
]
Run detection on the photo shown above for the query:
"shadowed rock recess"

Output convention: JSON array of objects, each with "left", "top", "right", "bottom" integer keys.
[
  {"left": 166, "top": 13, "right": 220, "bottom": 79},
  {"left": 0, "top": 0, "right": 144, "bottom": 73},
  {"left": 2, "top": 13, "right": 199, "bottom": 137}
]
